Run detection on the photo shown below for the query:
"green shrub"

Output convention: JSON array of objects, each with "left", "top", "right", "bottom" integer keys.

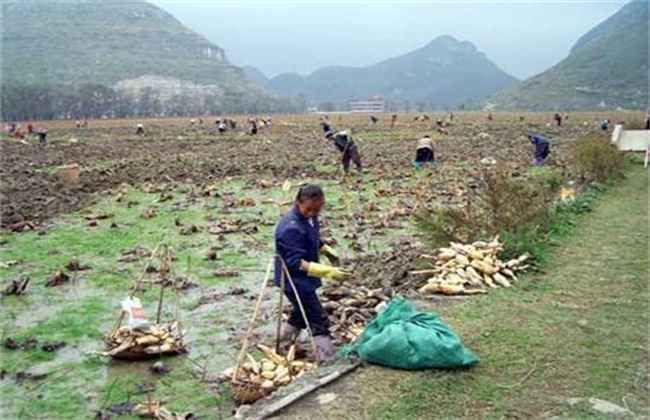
[
  {"left": 500, "top": 225, "right": 548, "bottom": 263},
  {"left": 572, "top": 134, "right": 625, "bottom": 182},
  {"left": 529, "top": 166, "right": 565, "bottom": 190},
  {"left": 415, "top": 206, "right": 482, "bottom": 248},
  {"left": 416, "top": 167, "right": 555, "bottom": 248},
  {"left": 415, "top": 166, "right": 609, "bottom": 263}
]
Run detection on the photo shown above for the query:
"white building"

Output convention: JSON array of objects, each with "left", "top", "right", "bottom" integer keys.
[{"left": 349, "top": 97, "right": 385, "bottom": 113}]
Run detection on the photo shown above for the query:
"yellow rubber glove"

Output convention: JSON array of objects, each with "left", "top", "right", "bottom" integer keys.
[
  {"left": 306, "top": 262, "right": 350, "bottom": 281},
  {"left": 320, "top": 245, "right": 340, "bottom": 265}
]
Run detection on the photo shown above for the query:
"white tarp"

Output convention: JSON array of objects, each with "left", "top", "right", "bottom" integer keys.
[{"left": 611, "top": 125, "right": 650, "bottom": 151}]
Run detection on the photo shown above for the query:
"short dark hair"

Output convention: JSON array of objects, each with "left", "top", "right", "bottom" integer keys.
[{"left": 296, "top": 184, "right": 324, "bottom": 202}]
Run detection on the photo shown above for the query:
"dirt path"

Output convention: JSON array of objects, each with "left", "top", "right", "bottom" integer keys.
[{"left": 278, "top": 166, "right": 649, "bottom": 419}]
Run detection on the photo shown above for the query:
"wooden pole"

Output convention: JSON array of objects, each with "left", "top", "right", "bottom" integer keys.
[
  {"left": 234, "top": 259, "right": 273, "bottom": 380},
  {"left": 130, "top": 243, "right": 161, "bottom": 298},
  {"left": 155, "top": 285, "right": 165, "bottom": 324},
  {"left": 275, "top": 265, "right": 286, "bottom": 354}
]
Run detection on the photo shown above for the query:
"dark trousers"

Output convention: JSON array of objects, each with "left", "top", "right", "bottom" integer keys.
[
  {"left": 285, "top": 289, "right": 330, "bottom": 336},
  {"left": 342, "top": 145, "right": 362, "bottom": 172},
  {"left": 415, "top": 148, "right": 434, "bottom": 162},
  {"left": 535, "top": 143, "right": 550, "bottom": 160}
]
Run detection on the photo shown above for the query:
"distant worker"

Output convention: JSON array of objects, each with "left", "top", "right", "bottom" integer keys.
[
  {"left": 217, "top": 120, "right": 227, "bottom": 134},
  {"left": 220, "top": 118, "right": 236, "bottom": 130},
  {"left": 320, "top": 118, "right": 332, "bottom": 134},
  {"left": 645, "top": 113, "right": 650, "bottom": 130},
  {"left": 554, "top": 113, "right": 562, "bottom": 127},
  {"left": 390, "top": 114, "right": 397, "bottom": 129},
  {"left": 248, "top": 118, "right": 258, "bottom": 135},
  {"left": 37, "top": 129, "right": 48, "bottom": 145},
  {"left": 487, "top": 113, "right": 493, "bottom": 122},
  {"left": 414, "top": 135, "right": 435, "bottom": 169},
  {"left": 600, "top": 119, "right": 610, "bottom": 131},
  {"left": 528, "top": 133, "right": 550, "bottom": 166},
  {"left": 136, "top": 123, "right": 145, "bottom": 135},
  {"left": 369, "top": 115, "right": 378, "bottom": 126},
  {"left": 325, "top": 129, "right": 362, "bottom": 174},
  {"left": 75, "top": 120, "right": 82, "bottom": 129}
]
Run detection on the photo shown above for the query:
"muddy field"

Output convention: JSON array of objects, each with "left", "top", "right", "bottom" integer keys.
[
  {"left": 3, "top": 111, "right": 625, "bottom": 228},
  {"left": 0, "top": 112, "right": 639, "bottom": 418}
]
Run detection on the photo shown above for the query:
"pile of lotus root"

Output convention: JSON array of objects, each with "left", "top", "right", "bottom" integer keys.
[
  {"left": 320, "top": 285, "right": 391, "bottom": 344},
  {"left": 222, "top": 344, "right": 314, "bottom": 404},
  {"left": 131, "top": 398, "right": 193, "bottom": 420},
  {"left": 103, "top": 322, "right": 187, "bottom": 360},
  {"left": 418, "top": 237, "right": 529, "bottom": 296}
]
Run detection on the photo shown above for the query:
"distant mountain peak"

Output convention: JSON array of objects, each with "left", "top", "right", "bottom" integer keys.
[
  {"left": 266, "top": 36, "right": 516, "bottom": 108},
  {"left": 423, "top": 35, "right": 477, "bottom": 53}
]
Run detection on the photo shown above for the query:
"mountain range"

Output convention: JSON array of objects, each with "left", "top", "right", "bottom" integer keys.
[
  {"left": 2, "top": 0, "right": 646, "bottom": 118},
  {"left": 245, "top": 36, "right": 519, "bottom": 109}
]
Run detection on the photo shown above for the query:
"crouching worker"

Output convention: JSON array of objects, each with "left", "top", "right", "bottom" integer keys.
[
  {"left": 414, "top": 135, "right": 435, "bottom": 169},
  {"left": 275, "top": 185, "right": 349, "bottom": 362},
  {"left": 528, "top": 132, "right": 550, "bottom": 166}
]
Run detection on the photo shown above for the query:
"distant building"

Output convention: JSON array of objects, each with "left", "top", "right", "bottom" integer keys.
[{"left": 349, "top": 97, "right": 385, "bottom": 113}]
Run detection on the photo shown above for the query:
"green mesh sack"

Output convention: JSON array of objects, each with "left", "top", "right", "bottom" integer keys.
[{"left": 342, "top": 297, "right": 479, "bottom": 369}]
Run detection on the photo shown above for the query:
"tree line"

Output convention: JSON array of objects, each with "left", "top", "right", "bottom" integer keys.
[{"left": 1, "top": 83, "right": 307, "bottom": 121}]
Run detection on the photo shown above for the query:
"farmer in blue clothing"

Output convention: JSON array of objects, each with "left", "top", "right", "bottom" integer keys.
[
  {"left": 527, "top": 132, "right": 550, "bottom": 165},
  {"left": 274, "top": 184, "right": 349, "bottom": 361}
]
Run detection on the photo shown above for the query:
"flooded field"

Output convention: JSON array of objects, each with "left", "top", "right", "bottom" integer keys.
[{"left": 0, "top": 111, "right": 639, "bottom": 418}]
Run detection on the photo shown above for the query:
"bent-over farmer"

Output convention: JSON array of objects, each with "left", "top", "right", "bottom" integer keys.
[
  {"left": 325, "top": 129, "right": 362, "bottom": 174},
  {"left": 274, "top": 185, "right": 349, "bottom": 362},
  {"left": 414, "top": 135, "right": 435, "bottom": 169},
  {"left": 528, "top": 132, "right": 550, "bottom": 166}
]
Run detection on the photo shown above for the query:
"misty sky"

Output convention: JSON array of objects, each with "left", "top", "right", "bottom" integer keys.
[{"left": 152, "top": 1, "right": 626, "bottom": 80}]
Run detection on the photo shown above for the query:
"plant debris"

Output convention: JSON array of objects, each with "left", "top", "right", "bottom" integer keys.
[
  {"left": 41, "top": 341, "right": 66, "bottom": 352},
  {"left": 0, "top": 260, "right": 19, "bottom": 269},
  {"left": 2, "top": 275, "right": 30, "bottom": 296},
  {"left": 65, "top": 259, "right": 91, "bottom": 271},
  {"left": 45, "top": 269, "right": 70, "bottom": 287},
  {"left": 214, "top": 268, "right": 240, "bottom": 278},
  {"left": 95, "top": 400, "right": 193, "bottom": 420},
  {"left": 149, "top": 361, "right": 170, "bottom": 375},
  {"left": 3, "top": 336, "right": 39, "bottom": 351},
  {"left": 132, "top": 398, "right": 195, "bottom": 420},
  {"left": 320, "top": 284, "right": 392, "bottom": 345}
]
